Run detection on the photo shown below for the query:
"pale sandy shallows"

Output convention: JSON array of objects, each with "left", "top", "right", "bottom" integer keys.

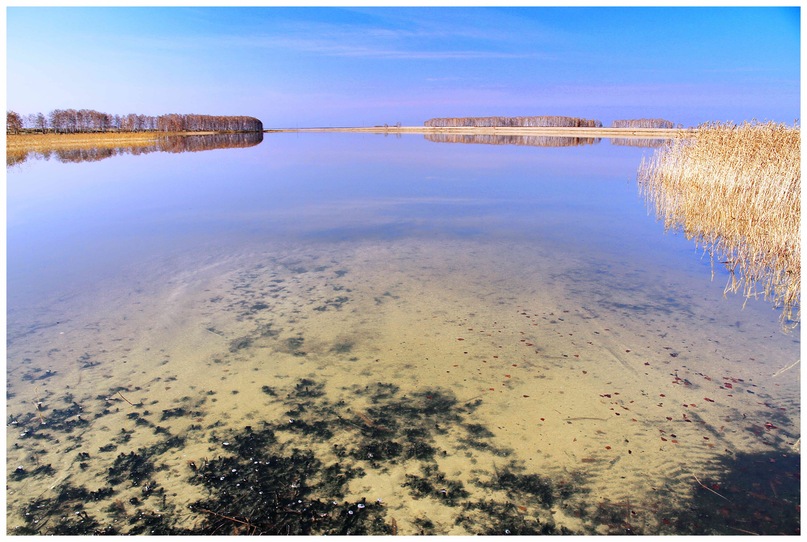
[{"left": 6, "top": 232, "right": 799, "bottom": 535}]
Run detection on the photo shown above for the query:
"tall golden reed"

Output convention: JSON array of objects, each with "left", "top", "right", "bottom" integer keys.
[{"left": 638, "top": 121, "right": 800, "bottom": 325}]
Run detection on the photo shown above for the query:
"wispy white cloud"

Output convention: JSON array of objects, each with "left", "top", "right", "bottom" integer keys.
[
  {"left": 101, "top": 26, "right": 549, "bottom": 63},
  {"left": 215, "top": 26, "right": 551, "bottom": 61},
  {"left": 101, "top": 8, "right": 565, "bottom": 62}
]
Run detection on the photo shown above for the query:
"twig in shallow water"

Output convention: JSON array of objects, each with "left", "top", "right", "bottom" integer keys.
[
  {"left": 33, "top": 401, "right": 45, "bottom": 424},
  {"left": 117, "top": 391, "right": 135, "bottom": 406},
  {"left": 693, "top": 474, "right": 730, "bottom": 501},
  {"left": 195, "top": 506, "right": 256, "bottom": 529},
  {"left": 771, "top": 359, "right": 799, "bottom": 378},
  {"left": 355, "top": 411, "right": 388, "bottom": 431},
  {"left": 727, "top": 526, "right": 759, "bottom": 535}
]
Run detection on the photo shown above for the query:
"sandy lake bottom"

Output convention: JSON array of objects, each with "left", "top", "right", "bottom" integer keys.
[{"left": 5, "top": 134, "right": 800, "bottom": 535}]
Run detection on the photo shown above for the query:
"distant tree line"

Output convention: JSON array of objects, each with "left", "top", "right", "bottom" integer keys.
[
  {"left": 6, "top": 109, "right": 263, "bottom": 134},
  {"left": 424, "top": 116, "right": 603, "bottom": 128},
  {"left": 611, "top": 118, "right": 676, "bottom": 129}
]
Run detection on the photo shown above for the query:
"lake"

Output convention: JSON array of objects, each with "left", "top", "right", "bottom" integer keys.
[{"left": 6, "top": 132, "right": 800, "bottom": 535}]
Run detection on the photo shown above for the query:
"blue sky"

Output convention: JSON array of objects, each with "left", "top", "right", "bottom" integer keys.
[{"left": 5, "top": 6, "right": 800, "bottom": 128}]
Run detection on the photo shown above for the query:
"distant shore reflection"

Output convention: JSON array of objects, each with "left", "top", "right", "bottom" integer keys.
[
  {"left": 610, "top": 137, "right": 671, "bottom": 148},
  {"left": 424, "top": 132, "right": 672, "bottom": 149},
  {"left": 7, "top": 132, "right": 264, "bottom": 167},
  {"left": 424, "top": 133, "right": 601, "bottom": 147}
]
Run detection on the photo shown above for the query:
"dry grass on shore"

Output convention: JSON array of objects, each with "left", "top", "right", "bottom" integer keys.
[{"left": 638, "top": 121, "right": 800, "bottom": 325}]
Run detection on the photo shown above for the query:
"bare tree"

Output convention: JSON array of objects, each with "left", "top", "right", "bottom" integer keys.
[
  {"left": 35, "top": 112, "right": 47, "bottom": 132},
  {"left": 6, "top": 111, "right": 23, "bottom": 134}
]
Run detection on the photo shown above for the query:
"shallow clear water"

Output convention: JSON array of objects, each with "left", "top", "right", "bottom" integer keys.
[{"left": 6, "top": 133, "right": 800, "bottom": 535}]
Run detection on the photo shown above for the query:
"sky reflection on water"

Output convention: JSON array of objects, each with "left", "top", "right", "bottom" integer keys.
[{"left": 8, "top": 133, "right": 682, "bottom": 306}]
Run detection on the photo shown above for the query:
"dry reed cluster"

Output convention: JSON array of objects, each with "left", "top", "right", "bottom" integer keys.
[{"left": 638, "top": 121, "right": 800, "bottom": 325}]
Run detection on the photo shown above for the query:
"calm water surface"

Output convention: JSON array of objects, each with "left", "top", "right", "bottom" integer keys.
[{"left": 6, "top": 133, "right": 800, "bottom": 534}]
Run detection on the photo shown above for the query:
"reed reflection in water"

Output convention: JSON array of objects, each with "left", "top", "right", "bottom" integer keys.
[{"left": 7, "top": 131, "right": 264, "bottom": 167}]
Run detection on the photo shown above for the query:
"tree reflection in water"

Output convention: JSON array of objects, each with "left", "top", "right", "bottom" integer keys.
[{"left": 7, "top": 132, "right": 264, "bottom": 167}]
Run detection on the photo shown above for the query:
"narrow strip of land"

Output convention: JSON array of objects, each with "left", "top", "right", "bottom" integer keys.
[{"left": 265, "top": 126, "right": 693, "bottom": 139}]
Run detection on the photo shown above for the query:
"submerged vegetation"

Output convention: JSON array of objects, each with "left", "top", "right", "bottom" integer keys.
[
  {"left": 638, "top": 121, "right": 800, "bottom": 324},
  {"left": 9, "top": 377, "right": 799, "bottom": 535},
  {"left": 8, "top": 379, "right": 580, "bottom": 535}
]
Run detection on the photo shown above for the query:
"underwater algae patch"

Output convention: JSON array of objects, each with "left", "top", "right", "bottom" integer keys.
[
  {"left": 9, "top": 378, "right": 585, "bottom": 535},
  {"left": 184, "top": 380, "right": 582, "bottom": 535},
  {"left": 11, "top": 375, "right": 793, "bottom": 535}
]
